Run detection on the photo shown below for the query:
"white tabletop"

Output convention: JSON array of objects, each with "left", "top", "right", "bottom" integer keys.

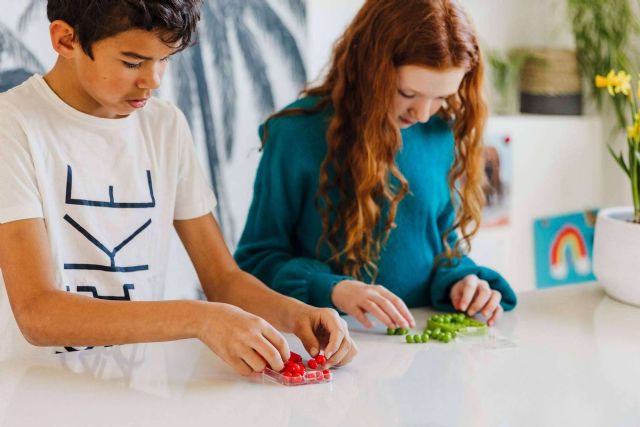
[{"left": 1, "top": 283, "right": 638, "bottom": 427}]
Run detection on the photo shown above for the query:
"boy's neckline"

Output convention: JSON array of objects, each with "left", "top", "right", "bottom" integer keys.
[{"left": 33, "top": 74, "right": 138, "bottom": 129}]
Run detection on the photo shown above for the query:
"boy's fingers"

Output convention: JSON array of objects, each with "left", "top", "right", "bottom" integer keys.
[
  {"left": 227, "top": 355, "right": 254, "bottom": 377},
  {"left": 242, "top": 348, "right": 269, "bottom": 373},
  {"left": 324, "top": 325, "right": 346, "bottom": 360},
  {"left": 292, "top": 322, "right": 320, "bottom": 359},
  {"left": 261, "top": 323, "right": 290, "bottom": 364},
  {"left": 341, "top": 340, "right": 358, "bottom": 365},
  {"left": 327, "top": 336, "right": 354, "bottom": 367},
  {"left": 252, "top": 335, "right": 287, "bottom": 372}
]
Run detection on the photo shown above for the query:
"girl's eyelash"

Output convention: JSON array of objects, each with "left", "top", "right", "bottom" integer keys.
[{"left": 399, "top": 90, "right": 414, "bottom": 98}]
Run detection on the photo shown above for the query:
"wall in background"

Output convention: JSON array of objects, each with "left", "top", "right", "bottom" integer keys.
[
  {"left": 0, "top": 0, "right": 307, "bottom": 299},
  {"left": 471, "top": 116, "right": 603, "bottom": 292},
  {"left": 0, "top": 0, "right": 627, "bottom": 296},
  {"left": 305, "top": 0, "right": 629, "bottom": 293}
]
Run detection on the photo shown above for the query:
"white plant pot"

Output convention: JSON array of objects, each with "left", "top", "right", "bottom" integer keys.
[{"left": 593, "top": 206, "right": 640, "bottom": 306}]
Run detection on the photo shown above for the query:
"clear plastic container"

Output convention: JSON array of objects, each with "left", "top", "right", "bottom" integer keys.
[{"left": 262, "top": 367, "right": 333, "bottom": 386}]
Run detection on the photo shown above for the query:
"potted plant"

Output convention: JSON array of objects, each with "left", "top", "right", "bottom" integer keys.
[
  {"left": 567, "top": 1, "right": 640, "bottom": 305},
  {"left": 486, "top": 49, "right": 529, "bottom": 115},
  {"left": 567, "top": 0, "right": 640, "bottom": 128},
  {"left": 592, "top": 71, "right": 640, "bottom": 305}
]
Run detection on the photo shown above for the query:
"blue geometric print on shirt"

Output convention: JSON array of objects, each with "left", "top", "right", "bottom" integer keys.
[
  {"left": 66, "top": 284, "right": 134, "bottom": 301},
  {"left": 63, "top": 214, "right": 151, "bottom": 272},
  {"left": 54, "top": 285, "right": 135, "bottom": 353},
  {"left": 65, "top": 165, "right": 156, "bottom": 208}
]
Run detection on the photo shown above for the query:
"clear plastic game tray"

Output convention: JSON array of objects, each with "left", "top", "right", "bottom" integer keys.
[{"left": 262, "top": 367, "right": 333, "bottom": 386}]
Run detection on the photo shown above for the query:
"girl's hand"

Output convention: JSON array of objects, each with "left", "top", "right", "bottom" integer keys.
[
  {"left": 331, "top": 280, "right": 416, "bottom": 329},
  {"left": 449, "top": 274, "right": 503, "bottom": 326}
]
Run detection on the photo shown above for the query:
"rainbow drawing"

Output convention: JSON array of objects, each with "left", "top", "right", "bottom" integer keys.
[{"left": 549, "top": 225, "right": 591, "bottom": 280}]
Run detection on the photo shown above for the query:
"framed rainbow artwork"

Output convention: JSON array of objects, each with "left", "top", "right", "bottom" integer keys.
[{"left": 533, "top": 210, "right": 598, "bottom": 288}]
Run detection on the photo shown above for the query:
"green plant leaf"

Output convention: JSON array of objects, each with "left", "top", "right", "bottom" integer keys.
[
  {"left": 568, "top": 0, "right": 640, "bottom": 129},
  {"left": 608, "top": 145, "right": 631, "bottom": 178}
]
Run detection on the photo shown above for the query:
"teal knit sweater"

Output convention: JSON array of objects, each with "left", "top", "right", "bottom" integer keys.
[{"left": 234, "top": 97, "right": 517, "bottom": 311}]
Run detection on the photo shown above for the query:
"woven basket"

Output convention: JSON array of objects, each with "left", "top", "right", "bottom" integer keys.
[
  {"left": 519, "top": 48, "right": 582, "bottom": 115},
  {"left": 520, "top": 48, "right": 581, "bottom": 95}
]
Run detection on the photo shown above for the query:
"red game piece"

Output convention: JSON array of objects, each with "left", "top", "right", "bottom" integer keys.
[
  {"left": 288, "top": 351, "right": 302, "bottom": 363},
  {"left": 315, "top": 355, "right": 327, "bottom": 365},
  {"left": 262, "top": 366, "right": 333, "bottom": 386},
  {"left": 307, "top": 359, "right": 318, "bottom": 369}
]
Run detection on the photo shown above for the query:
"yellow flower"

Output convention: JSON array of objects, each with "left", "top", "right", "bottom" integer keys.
[
  {"left": 616, "top": 71, "right": 632, "bottom": 96},
  {"left": 606, "top": 70, "right": 618, "bottom": 96},
  {"left": 595, "top": 74, "right": 609, "bottom": 88},
  {"left": 627, "top": 113, "right": 640, "bottom": 139},
  {"left": 595, "top": 70, "right": 632, "bottom": 96}
]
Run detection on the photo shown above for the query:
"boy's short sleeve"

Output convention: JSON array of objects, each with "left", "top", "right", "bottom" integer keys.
[
  {"left": 173, "top": 110, "right": 217, "bottom": 220},
  {"left": 0, "top": 108, "right": 43, "bottom": 223}
]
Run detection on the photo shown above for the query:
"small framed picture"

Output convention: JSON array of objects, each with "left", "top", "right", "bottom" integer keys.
[{"left": 533, "top": 210, "right": 598, "bottom": 288}]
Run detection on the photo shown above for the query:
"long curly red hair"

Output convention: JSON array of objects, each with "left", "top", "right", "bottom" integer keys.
[{"left": 263, "top": 0, "right": 487, "bottom": 281}]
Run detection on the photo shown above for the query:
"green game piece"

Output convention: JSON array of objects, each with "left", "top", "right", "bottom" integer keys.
[
  {"left": 413, "top": 334, "right": 421, "bottom": 343},
  {"left": 426, "top": 313, "right": 488, "bottom": 336},
  {"left": 387, "top": 328, "right": 395, "bottom": 335},
  {"left": 406, "top": 335, "right": 414, "bottom": 343},
  {"left": 421, "top": 334, "right": 429, "bottom": 343}
]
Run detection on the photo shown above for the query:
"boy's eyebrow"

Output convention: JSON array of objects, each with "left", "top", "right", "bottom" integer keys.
[{"left": 121, "top": 51, "right": 153, "bottom": 60}]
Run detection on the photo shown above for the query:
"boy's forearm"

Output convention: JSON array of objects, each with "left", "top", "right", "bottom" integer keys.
[
  {"left": 18, "top": 290, "right": 206, "bottom": 347},
  {"left": 205, "top": 269, "right": 307, "bottom": 333}
]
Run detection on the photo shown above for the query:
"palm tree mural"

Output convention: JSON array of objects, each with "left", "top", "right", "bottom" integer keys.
[
  {"left": 7, "top": 0, "right": 308, "bottom": 244},
  {"left": 0, "top": 18, "right": 44, "bottom": 91},
  {"left": 172, "top": 0, "right": 307, "bottom": 243}
]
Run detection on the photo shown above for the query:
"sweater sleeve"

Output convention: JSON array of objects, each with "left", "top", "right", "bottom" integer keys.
[
  {"left": 428, "top": 198, "right": 517, "bottom": 312},
  {"left": 234, "top": 120, "right": 351, "bottom": 308}
]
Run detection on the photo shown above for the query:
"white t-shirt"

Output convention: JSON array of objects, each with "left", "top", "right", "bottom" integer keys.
[{"left": 0, "top": 75, "right": 217, "bottom": 357}]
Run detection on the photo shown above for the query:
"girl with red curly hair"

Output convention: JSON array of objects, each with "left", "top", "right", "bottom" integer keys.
[{"left": 235, "top": 0, "right": 517, "bottom": 330}]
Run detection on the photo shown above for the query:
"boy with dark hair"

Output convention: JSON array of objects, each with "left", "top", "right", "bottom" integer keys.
[{"left": 0, "top": 0, "right": 357, "bottom": 374}]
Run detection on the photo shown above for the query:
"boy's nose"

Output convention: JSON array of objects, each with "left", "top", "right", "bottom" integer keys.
[{"left": 138, "top": 66, "right": 162, "bottom": 90}]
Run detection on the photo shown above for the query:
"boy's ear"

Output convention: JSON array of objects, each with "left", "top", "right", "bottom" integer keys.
[{"left": 49, "top": 20, "right": 78, "bottom": 59}]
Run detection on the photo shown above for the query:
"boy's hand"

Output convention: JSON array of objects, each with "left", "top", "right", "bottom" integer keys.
[
  {"left": 449, "top": 274, "right": 503, "bottom": 326},
  {"left": 198, "top": 303, "right": 290, "bottom": 376},
  {"left": 331, "top": 280, "right": 416, "bottom": 330},
  {"left": 292, "top": 307, "right": 358, "bottom": 367}
]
